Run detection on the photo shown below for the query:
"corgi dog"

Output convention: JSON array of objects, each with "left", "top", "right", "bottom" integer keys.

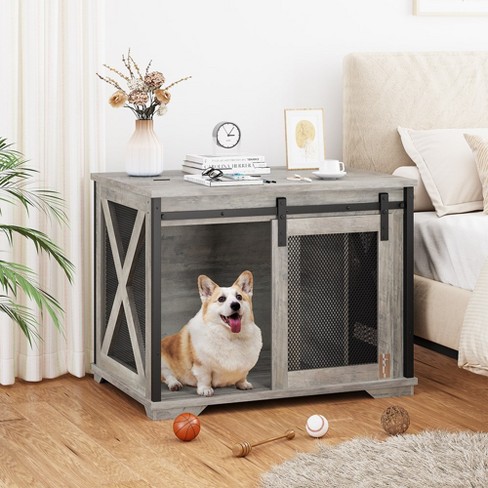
[{"left": 160, "top": 270, "right": 262, "bottom": 397}]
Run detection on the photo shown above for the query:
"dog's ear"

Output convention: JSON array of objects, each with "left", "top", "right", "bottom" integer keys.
[
  {"left": 234, "top": 270, "right": 253, "bottom": 296},
  {"left": 198, "top": 275, "right": 218, "bottom": 301}
]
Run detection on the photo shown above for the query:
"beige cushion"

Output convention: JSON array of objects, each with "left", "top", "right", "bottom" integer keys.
[
  {"left": 392, "top": 166, "right": 434, "bottom": 212},
  {"left": 464, "top": 134, "right": 488, "bottom": 215},
  {"left": 398, "top": 127, "right": 486, "bottom": 217}
]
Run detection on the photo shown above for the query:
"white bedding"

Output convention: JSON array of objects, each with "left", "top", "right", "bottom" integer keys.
[
  {"left": 414, "top": 210, "right": 488, "bottom": 375},
  {"left": 414, "top": 211, "right": 488, "bottom": 291}
]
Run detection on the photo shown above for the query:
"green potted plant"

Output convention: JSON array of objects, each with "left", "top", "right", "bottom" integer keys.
[{"left": 0, "top": 137, "right": 74, "bottom": 345}]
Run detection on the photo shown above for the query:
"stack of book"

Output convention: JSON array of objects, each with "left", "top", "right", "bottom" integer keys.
[
  {"left": 182, "top": 154, "right": 270, "bottom": 176},
  {"left": 183, "top": 174, "right": 263, "bottom": 187}
]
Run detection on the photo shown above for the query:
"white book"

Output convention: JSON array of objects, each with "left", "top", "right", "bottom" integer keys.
[
  {"left": 184, "top": 174, "right": 264, "bottom": 187},
  {"left": 182, "top": 163, "right": 271, "bottom": 175},
  {"left": 185, "top": 154, "right": 266, "bottom": 166},
  {"left": 183, "top": 159, "right": 268, "bottom": 171}
]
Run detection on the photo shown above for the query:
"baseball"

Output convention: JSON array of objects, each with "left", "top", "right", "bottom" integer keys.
[{"left": 306, "top": 414, "right": 329, "bottom": 438}]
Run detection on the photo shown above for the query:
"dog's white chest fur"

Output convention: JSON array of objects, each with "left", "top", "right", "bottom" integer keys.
[{"left": 188, "top": 315, "right": 262, "bottom": 387}]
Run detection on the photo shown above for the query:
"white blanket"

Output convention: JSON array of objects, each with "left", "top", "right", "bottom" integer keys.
[
  {"left": 414, "top": 211, "right": 488, "bottom": 291},
  {"left": 458, "top": 256, "right": 488, "bottom": 376}
]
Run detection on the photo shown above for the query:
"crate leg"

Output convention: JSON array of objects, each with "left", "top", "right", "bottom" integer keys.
[
  {"left": 144, "top": 404, "right": 208, "bottom": 421},
  {"left": 366, "top": 384, "right": 415, "bottom": 399},
  {"left": 93, "top": 373, "right": 106, "bottom": 384}
]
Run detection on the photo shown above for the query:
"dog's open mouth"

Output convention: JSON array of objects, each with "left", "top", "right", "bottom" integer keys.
[{"left": 221, "top": 313, "right": 241, "bottom": 333}]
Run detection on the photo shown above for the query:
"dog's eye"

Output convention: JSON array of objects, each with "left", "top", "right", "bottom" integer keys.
[
  {"left": 218, "top": 296, "right": 226, "bottom": 303},
  {"left": 236, "top": 294, "right": 242, "bottom": 301}
]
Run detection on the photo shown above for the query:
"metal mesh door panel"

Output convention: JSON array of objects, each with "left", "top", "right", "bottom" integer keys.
[{"left": 287, "top": 232, "right": 378, "bottom": 372}]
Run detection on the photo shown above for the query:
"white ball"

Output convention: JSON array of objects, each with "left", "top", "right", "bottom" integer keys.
[{"left": 306, "top": 414, "right": 329, "bottom": 438}]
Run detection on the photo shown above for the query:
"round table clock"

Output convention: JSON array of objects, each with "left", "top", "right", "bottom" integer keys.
[{"left": 213, "top": 121, "right": 241, "bottom": 150}]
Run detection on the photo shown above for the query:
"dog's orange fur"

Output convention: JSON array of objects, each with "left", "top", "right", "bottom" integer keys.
[{"left": 161, "top": 328, "right": 200, "bottom": 387}]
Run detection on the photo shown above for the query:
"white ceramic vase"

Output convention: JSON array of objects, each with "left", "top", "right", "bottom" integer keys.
[{"left": 125, "top": 119, "right": 163, "bottom": 176}]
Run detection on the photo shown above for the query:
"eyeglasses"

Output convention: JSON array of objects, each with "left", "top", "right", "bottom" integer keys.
[{"left": 202, "top": 167, "right": 223, "bottom": 180}]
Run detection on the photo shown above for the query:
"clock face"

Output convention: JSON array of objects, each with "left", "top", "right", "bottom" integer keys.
[{"left": 214, "top": 122, "right": 241, "bottom": 149}]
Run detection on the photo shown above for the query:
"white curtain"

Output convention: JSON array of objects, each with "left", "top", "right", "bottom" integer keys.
[{"left": 0, "top": 0, "right": 105, "bottom": 384}]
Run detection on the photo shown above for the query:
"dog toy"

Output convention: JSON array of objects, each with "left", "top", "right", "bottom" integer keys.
[
  {"left": 381, "top": 405, "right": 410, "bottom": 435},
  {"left": 173, "top": 412, "right": 201, "bottom": 441},
  {"left": 231, "top": 429, "right": 295, "bottom": 457},
  {"left": 306, "top": 414, "right": 329, "bottom": 438}
]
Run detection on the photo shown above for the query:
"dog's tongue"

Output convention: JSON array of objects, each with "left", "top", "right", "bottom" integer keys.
[{"left": 229, "top": 315, "right": 241, "bottom": 333}]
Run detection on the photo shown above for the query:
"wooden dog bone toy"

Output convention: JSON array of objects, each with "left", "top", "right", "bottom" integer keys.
[{"left": 231, "top": 429, "right": 296, "bottom": 457}]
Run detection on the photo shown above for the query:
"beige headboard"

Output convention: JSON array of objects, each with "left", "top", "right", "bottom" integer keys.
[{"left": 343, "top": 51, "right": 488, "bottom": 173}]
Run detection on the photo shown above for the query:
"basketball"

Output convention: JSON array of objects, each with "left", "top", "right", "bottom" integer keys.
[{"left": 173, "top": 412, "right": 201, "bottom": 442}]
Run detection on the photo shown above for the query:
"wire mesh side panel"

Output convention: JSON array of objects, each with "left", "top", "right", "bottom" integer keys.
[
  {"left": 104, "top": 201, "right": 146, "bottom": 373},
  {"left": 287, "top": 232, "right": 378, "bottom": 372}
]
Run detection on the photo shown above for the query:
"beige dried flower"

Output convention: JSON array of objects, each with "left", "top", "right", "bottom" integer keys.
[
  {"left": 154, "top": 89, "right": 171, "bottom": 105},
  {"left": 97, "top": 50, "right": 190, "bottom": 119},
  {"left": 109, "top": 90, "right": 128, "bottom": 108},
  {"left": 127, "top": 78, "right": 146, "bottom": 91},
  {"left": 157, "top": 104, "right": 168, "bottom": 116},
  {"left": 144, "top": 71, "right": 165, "bottom": 89},
  {"left": 128, "top": 89, "right": 149, "bottom": 105}
]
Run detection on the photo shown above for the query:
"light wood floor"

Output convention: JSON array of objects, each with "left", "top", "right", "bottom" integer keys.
[{"left": 1, "top": 345, "right": 487, "bottom": 488}]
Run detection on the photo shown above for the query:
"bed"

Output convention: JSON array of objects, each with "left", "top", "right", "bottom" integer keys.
[{"left": 342, "top": 51, "right": 488, "bottom": 376}]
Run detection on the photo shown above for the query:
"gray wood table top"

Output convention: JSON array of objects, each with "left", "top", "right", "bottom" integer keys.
[{"left": 92, "top": 168, "right": 414, "bottom": 212}]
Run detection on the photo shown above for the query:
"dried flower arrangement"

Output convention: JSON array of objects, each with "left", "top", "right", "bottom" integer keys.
[{"left": 97, "top": 50, "right": 191, "bottom": 120}]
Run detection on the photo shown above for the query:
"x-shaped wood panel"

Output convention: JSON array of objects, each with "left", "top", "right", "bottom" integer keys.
[{"left": 100, "top": 199, "right": 146, "bottom": 380}]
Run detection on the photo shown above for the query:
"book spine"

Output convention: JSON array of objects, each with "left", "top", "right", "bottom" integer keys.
[
  {"left": 181, "top": 165, "right": 203, "bottom": 175},
  {"left": 183, "top": 161, "right": 269, "bottom": 171},
  {"left": 182, "top": 164, "right": 270, "bottom": 175},
  {"left": 193, "top": 161, "right": 268, "bottom": 169},
  {"left": 183, "top": 174, "right": 263, "bottom": 186},
  {"left": 183, "top": 174, "right": 211, "bottom": 186},
  {"left": 185, "top": 155, "right": 266, "bottom": 165}
]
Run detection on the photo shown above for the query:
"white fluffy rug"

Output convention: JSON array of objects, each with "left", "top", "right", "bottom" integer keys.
[{"left": 261, "top": 431, "right": 488, "bottom": 487}]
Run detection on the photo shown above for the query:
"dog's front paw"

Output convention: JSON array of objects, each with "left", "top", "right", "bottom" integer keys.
[
  {"left": 197, "top": 386, "right": 214, "bottom": 397},
  {"left": 168, "top": 380, "right": 183, "bottom": 391},
  {"left": 236, "top": 379, "right": 253, "bottom": 390}
]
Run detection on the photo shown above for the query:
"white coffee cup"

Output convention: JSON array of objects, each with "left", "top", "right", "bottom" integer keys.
[{"left": 318, "top": 160, "right": 345, "bottom": 174}]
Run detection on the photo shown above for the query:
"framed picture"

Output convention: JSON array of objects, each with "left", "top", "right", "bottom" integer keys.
[
  {"left": 413, "top": 0, "right": 488, "bottom": 16},
  {"left": 284, "top": 108, "right": 325, "bottom": 170}
]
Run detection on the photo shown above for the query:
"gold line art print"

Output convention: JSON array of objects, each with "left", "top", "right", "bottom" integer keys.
[{"left": 285, "top": 108, "right": 325, "bottom": 170}]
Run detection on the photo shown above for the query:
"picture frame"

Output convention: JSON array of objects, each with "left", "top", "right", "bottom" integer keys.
[
  {"left": 284, "top": 108, "right": 325, "bottom": 170},
  {"left": 413, "top": 0, "right": 488, "bottom": 16}
]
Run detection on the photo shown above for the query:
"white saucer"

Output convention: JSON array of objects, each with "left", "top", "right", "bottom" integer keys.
[{"left": 313, "top": 170, "right": 347, "bottom": 179}]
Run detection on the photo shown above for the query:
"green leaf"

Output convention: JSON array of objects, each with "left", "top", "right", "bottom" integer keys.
[
  {"left": 0, "top": 225, "right": 74, "bottom": 283},
  {"left": 0, "top": 295, "right": 41, "bottom": 346},
  {"left": 0, "top": 260, "right": 65, "bottom": 335},
  {"left": 0, "top": 137, "right": 74, "bottom": 344}
]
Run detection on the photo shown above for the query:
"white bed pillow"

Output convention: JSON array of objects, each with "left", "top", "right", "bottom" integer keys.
[
  {"left": 392, "top": 166, "right": 434, "bottom": 212},
  {"left": 464, "top": 134, "right": 488, "bottom": 215},
  {"left": 398, "top": 127, "right": 487, "bottom": 217}
]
